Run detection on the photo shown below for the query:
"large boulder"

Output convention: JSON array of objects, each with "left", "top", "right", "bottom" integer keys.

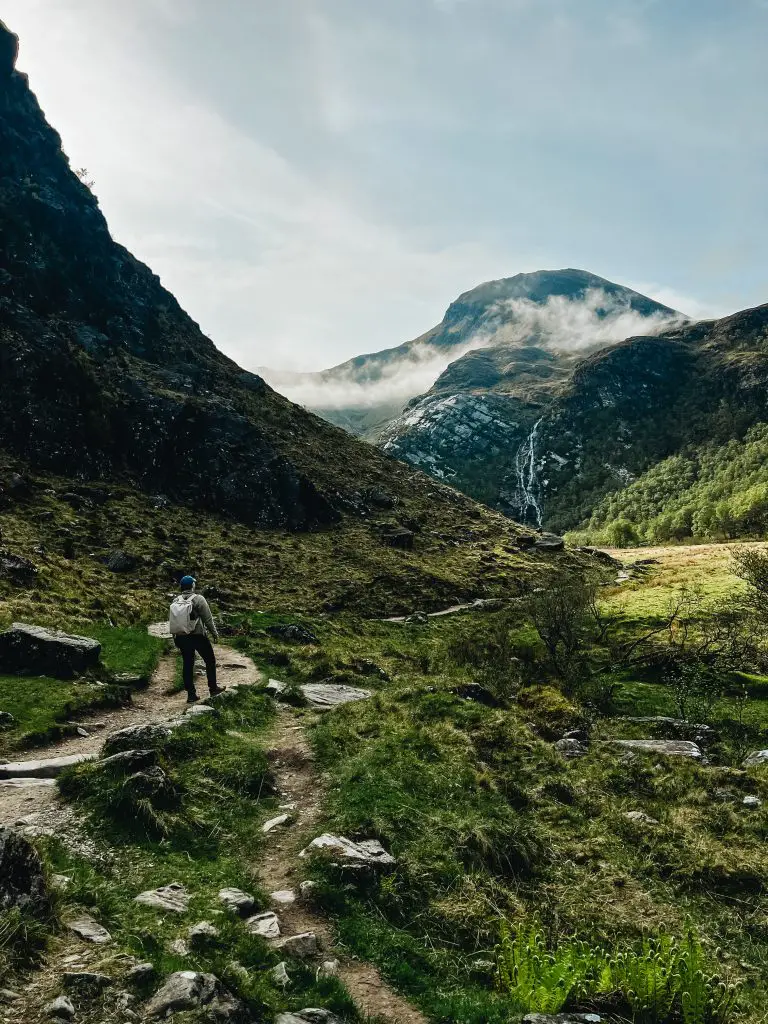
[
  {"left": 0, "top": 551, "right": 37, "bottom": 585},
  {"left": 0, "top": 827, "right": 50, "bottom": 916},
  {"left": 742, "top": 750, "right": 768, "bottom": 768},
  {"left": 103, "top": 723, "right": 175, "bottom": 755},
  {"left": 0, "top": 623, "right": 101, "bottom": 678}
]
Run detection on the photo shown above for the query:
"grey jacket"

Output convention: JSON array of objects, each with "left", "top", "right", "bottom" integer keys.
[{"left": 180, "top": 590, "right": 218, "bottom": 640}]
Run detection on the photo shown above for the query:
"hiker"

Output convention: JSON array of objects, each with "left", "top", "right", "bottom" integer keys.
[{"left": 169, "top": 575, "right": 225, "bottom": 703}]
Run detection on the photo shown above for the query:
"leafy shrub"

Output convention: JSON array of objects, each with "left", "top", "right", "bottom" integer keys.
[{"left": 496, "top": 922, "right": 737, "bottom": 1024}]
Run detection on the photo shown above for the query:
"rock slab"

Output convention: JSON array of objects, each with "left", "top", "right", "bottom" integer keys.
[
  {"left": 300, "top": 833, "right": 395, "bottom": 871},
  {"left": 300, "top": 684, "right": 371, "bottom": 711},
  {"left": 134, "top": 883, "right": 189, "bottom": 913},
  {"left": 246, "top": 911, "right": 281, "bottom": 938},
  {"left": 66, "top": 914, "right": 112, "bottom": 944},
  {"left": 743, "top": 749, "right": 768, "bottom": 768},
  {"left": 218, "top": 887, "right": 256, "bottom": 916},
  {"left": 0, "top": 623, "right": 101, "bottom": 678},
  {"left": 0, "top": 753, "right": 93, "bottom": 779},
  {"left": 275, "top": 1012, "right": 341, "bottom": 1024}
]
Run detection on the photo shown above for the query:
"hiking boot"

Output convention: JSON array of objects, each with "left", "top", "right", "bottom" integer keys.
[
  {"left": 186, "top": 692, "right": 200, "bottom": 704},
  {"left": 208, "top": 685, "right": 226, "bottom": 697}
]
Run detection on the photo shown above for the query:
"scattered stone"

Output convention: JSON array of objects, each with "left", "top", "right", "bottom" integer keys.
[
  {"left": 712, "top": 788, "right": 734, "bottom": 803},
  {"left": 533, "top": 533, "right": 565, "bottom": 552},
  {"left": 563, "top": 729, "right": 589, "bottom": 744},
  {"left": 188, "top": 921, "right": 219, "bottom": 942},
  {"left": 63, "top": 971, "right": 112, "bottom": 991},
  {"left": 105, "top": 550, "right": 139, "bottom": 573},
  {"left": 272, "top": 962, "right": 291, "bottom": 988},
  {"left": 266, "top": 624, "right": 318, "bottom": 645},
  {"left": 380, "top": 525, "right": 414, "bottom": 550},
  {"left": 44, "top": 995, "right": 75, "bottom": 1020},
  {"left": 134, "top": 883, "right": 189, "bottom": 913},
  {"left": 404, "top": 611, "right": 429, "bottom": 625},
  {"left": 623, "top": 810, "right": 660, "bottom": 825},
  {"left": 184, "top": 703, "right": 216, "bottom": 717},
  {"left": 299, "top": 880, "right": 318, "bottom": 899},
  {"left": 279, "top": 801, "right": 297, "bottom": 811},
  {"left": 0, "top": 753, "right": 93, "bottom": 779},
  {"left": 145, "top": 971, "right": 218, "bottom": 1017},
  {"left": 605, "top": 739, "right": 702, "bottom": 760},
  {"left": 742, "top": 795, "right": 762, "bottom": 809},
  {"left": 351, "top": 659, "right": 389, "bottom": 680},
  {"left": 125, "top": 962, "right": 155, "bottom": 985},
  {"left": 102, "top": 722, "right": 177, "bottom": 755},
  {"left": 300, "top": 833, "right": 396, "bottom": 872},
  {"left": 0, "top": 989, "right": 21, "bottom": 1004},
  {"left": 450, "top": 682, "right": 499, "bottom": 706},
  {"left": 316, "top": 959, "right": 340, "bottom": 980},
  {"left": 218, "top": 887, "right": 256, "bottom": 916},
  {"left": 265, "top": 679, "right": 287, "bottom": 697},
  {"left": 0, "top": 711, "right": 15, "bottom": 729},
  {"left": 274, "top": 932, "right": 319, "bottom": 958},
  {"left": 169, "top": 938, "right": 190, "bottom": 956},
  {"left": 66, "top": 915, "right": 112, "bottom": 944},
  {"left": 271, "top": 889, "right": 296, "bottom": 905},
  {"left": 275, "top": 1011, "right": 341, "bottom": 1024},
  {"left": 245, "top": 911, "right": 281, "bottom": 938},
  {"left": 522, "top": 1016, "right": 601, "bottom": 1024},
  {"left": 0, "top": 622, "right": 101, "bottom": 678},
  {"left": 262, "top": 813, "right": 291, "bottom": 833},
  {"left": 97, "top": 749, "right": 158, "bottom": 772},
  {"left": 0, "top": 826, "right": 50, "bottom": 915},
  {"left": 554, "top": 738, "right": 587, "bottom": 759},
  {"left": 300, "top": 683, "right": 371, "bottom": 711},
  {"left": 742, "top": 749, "right": 768, "bottom": 768}
]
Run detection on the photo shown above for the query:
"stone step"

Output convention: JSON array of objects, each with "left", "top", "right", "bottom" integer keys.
[
  {"left": 0, "top": 753, "right": 93, "bottom": 779},
  {"left": 0, "top": 777, "right": 57, "bottom": 788}
]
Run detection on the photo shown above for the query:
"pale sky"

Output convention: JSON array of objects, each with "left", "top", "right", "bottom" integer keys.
[{"left": 5, "top": 0, "right": 768, "bottom": 371}]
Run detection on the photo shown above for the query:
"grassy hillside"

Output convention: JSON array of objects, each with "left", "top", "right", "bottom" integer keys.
[
  {"left": 7, "top": 544, "right": 767, "bottom": 1023},
  {"left": 566, "top": 424, "right": 768, "bottom": 547}
]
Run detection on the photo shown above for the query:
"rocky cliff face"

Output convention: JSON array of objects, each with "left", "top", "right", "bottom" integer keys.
[{"left": 1, "top": 20, "right": 485, "bottom": 533}]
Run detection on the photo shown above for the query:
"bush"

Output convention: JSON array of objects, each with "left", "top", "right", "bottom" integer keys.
[{"left": 495, "top": 922, "right": 737, "bottom": 1024}]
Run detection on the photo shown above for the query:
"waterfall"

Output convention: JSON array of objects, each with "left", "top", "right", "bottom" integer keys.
[{"left": 514, "top": 417, "right": 544, "bottom": 527}]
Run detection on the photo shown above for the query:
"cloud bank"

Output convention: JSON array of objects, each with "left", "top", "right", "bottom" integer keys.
[{"left": 264, "top": 288, "right": 685, "bottom": 410}]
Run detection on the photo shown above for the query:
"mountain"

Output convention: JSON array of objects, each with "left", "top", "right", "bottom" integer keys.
[
  {"left": 263, "top": 269, "right": 678, "bottom": 440},
  {"left": 265, "top": 269, "right": 680, "bottom": 514},
  {"left": 0, "top": 18, "right": 558, "bottom": 620}
]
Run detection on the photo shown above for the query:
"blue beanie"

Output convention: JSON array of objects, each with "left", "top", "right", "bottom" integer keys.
[{"left": 180, "top": 575, "right": 196, "bottom": 589}]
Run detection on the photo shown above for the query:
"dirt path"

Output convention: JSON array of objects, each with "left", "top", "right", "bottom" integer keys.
[
  {"left": 0, "top": 637, "right": 256, "bottom": 827},
  {"left": 260, "top": 703, "right": 427, "bottom": 1024},
  {"left": 381, "top": 597, "right": 495, "bottom": 622}
]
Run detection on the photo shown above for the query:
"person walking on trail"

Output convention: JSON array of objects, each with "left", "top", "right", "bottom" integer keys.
[{"left": 169, "top": 575, "right": 225, "bottom": 703}]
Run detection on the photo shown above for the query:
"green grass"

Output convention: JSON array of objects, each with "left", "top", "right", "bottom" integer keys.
[
  {"left": 0, "top": 627, "right": 165, "bottom": 752},
  {"left": 50, "top": 684, "right": 369, "bottom": 1021}
]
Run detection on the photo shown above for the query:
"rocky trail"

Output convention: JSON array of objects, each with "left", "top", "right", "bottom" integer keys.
[
  {"left": 1, "top": 626, "right": 426, "bottom": 1024},
  {"left": 259, "top": 703, "right": 426, "bottom": 1024}
]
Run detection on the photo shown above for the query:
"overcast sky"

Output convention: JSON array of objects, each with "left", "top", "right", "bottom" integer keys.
[{"left": 5, "top": 0, "right": 768, "bottom": 371}]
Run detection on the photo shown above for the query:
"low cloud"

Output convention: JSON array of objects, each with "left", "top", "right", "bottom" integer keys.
[
  {"left": 264, "top": 287, "right": 686, "bottom": 411},
  {"left": 261, "top": 336, "right": 489, "bottom": 410},
  {"left": 483, "top": 287, "right": 685, "bottom": 352}
]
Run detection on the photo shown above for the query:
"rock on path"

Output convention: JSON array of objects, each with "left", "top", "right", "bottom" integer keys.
[{"left": 0, "top": 753, "right": 93, "bottom": 780}]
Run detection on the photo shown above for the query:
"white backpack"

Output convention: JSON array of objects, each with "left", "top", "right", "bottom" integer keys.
[{"left": 169, "top": 594, "right": 195, "bottom": 636}]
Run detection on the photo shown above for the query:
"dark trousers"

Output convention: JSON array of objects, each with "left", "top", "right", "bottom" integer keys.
[{"left": 174, "top": 634, "right": 217, "bottom": 695}]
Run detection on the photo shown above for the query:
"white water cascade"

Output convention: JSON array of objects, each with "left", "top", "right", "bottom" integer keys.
[{"left": 514, "top": 417, "right": 544, "bottom": 527}]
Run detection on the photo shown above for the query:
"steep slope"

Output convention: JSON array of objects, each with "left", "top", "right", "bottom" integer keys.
[
  {"left": 0, "top": 18, "right": 513, "bottom": 542},
  {"left": 0, "top": 18, "right": 571, "bottom": 622},
  {"left": 531, "top": 304, "right": 768, "bottom": 533}
]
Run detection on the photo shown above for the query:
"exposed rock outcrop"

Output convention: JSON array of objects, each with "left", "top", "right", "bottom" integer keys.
[{"left": 0, "top": 623, "right": 101, "bottom": 678}]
